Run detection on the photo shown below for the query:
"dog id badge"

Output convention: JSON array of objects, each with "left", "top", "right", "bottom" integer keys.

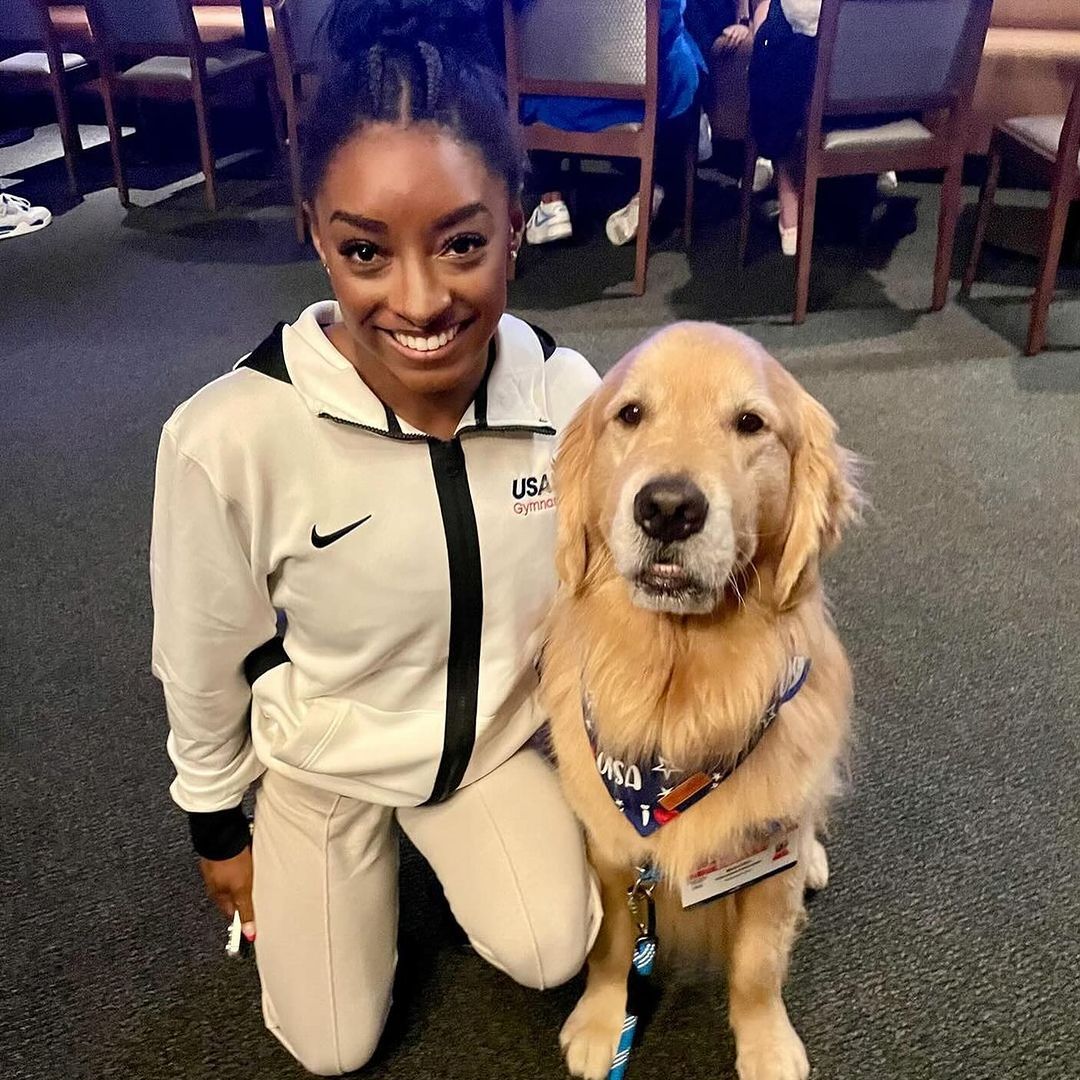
[{"left": 680, "top": 826, "right": 799, "bottom": 908}]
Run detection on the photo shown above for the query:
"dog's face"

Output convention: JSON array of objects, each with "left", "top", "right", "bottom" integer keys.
[{"left": 555, "top": 323, "right": 858, "bottom": 614}]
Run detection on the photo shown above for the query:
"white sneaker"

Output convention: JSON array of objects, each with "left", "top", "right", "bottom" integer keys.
[
  {"left": 779, "top": 219, "right": 797, "bottom": 257},
  {"left": 698, "top": 111, "right": 713, "bottom": 162},
  {"left": 606, "top": 185, "right": 664, "bottom": 246},
  {"left": 525, "top": 199, "right": 572, "bottom": 244},
  {"left": 876, "top": 170, "right": 898, "bottom": 196},
  {"left": 0, "top": 192, "right": 51, "bottom": 241},
  {"left": 753, "top": 156, "right": 774, "bottom": 193}
]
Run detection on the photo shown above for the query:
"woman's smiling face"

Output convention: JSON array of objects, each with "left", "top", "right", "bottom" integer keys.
[{"left": 309, "top": 121, "right": 520, "bottom": 402}]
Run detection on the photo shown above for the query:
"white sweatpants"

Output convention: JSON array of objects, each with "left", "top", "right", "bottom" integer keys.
[{"left": 251, "top": 748, "right": 601, "bottom": 1076}]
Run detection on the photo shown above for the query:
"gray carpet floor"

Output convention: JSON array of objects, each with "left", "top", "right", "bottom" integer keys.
[{"left": 2, "top": 124, "right": 1078, "bottom": 1080}]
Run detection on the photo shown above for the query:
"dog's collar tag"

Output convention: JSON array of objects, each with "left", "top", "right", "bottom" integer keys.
[{"left": 583, "top": 656, "right": 810, "bottom": 838}]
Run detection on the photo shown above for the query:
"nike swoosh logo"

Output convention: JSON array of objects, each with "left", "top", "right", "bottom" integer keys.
[
  {"left": 534, "top": 207, "right": 556, "bottom": 225},
  {"left": 310, "top": 515, "right": 372, "bottom": 549}
]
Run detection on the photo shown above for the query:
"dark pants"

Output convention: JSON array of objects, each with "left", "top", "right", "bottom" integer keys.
[{"left": 748, "top": 1, "right": 817, "bottom": 162}]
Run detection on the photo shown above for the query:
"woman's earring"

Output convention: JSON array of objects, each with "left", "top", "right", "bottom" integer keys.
[{"left": 321, "top": 262, "right": 330, "bottom": 274}]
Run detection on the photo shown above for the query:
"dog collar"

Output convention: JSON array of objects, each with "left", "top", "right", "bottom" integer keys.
[{"left": 583, "top": 656, "right": 811, "bottom": 838}]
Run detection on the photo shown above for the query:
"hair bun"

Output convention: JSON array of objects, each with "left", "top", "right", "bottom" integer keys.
[{"left": 326, "top": 0, "right": 491, "bottom": 63}]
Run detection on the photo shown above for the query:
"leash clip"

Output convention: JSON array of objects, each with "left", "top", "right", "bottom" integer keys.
[{"left": 627, "top": 864, "right": 660, "bottom": 937}]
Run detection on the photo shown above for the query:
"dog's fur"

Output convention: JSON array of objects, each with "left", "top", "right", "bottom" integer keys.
[{"left": 540, "top": 323, "right": 860, "bottom": 1080}]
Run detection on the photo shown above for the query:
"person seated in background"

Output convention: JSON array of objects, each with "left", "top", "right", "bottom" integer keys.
[
  {"left": 683, "top": 0, "right": 752, "bottom": 163},
  {"left": 748, "top": 0, "right": 897, "bottom": 255},
  {"left": 684, "top": 0, "right": 752, "bottom": 63},
  {"left": 516, "top": 0, "right": 705, "bottom": 248}
]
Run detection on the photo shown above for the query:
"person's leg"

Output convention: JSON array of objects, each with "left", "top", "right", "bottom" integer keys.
[
  {"left": 605, "top": 112, "right": 695, "bottom": 246},
  {"left": 252, "top": 771, "right": 399, "bottom": 1076},
  {"left": 399, "top": 748, "right": 601, "bottom": 990},
  {"left": 748, "top": 0, "right": 816, "bottom": 252},
  {"left": 524, "top": 152, "right": 573, "bottom": 244},
  {"left": 776, "top": 159, "right": 799, "bottom": 255}
]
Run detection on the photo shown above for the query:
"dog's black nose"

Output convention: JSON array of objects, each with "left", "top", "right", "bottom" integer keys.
[{"left": 633, "top": 476, "right": 709, "bottom": 543}]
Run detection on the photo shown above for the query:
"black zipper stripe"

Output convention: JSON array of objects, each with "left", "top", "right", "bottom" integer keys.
[
  {"left": 318, "top": 413, "right": 429, "bottom": 440},
  {"left": 460, "top": 424, "right": 556, "bottom": 437},
  {"left": 425, "top": 438, "right": 484, "bottom": 803},
  {"left": 318, "top": 412, "right": 555, "bottom": 439},
  {"left": 472, "top": 339, "right": 496, "bottom": 429}
]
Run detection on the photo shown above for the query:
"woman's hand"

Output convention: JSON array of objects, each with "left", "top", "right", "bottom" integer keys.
[
  {"left": 715, "top": 22, "right": 751, "bottom": 52},
  {"left": 199, "top": 848, "right": 256, "bottom": 941}
]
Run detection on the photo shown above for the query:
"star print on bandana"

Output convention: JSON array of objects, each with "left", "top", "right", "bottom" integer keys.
[{"left": 584, "top": 657, "right": 811, "bottom": 838}]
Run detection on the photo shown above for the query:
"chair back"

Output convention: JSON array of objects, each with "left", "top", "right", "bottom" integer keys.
[
  {"left": 279, "top": 0, "right": 333, "bottom": 70},
  {"left": 86, "top": 0, "right": 197, "bottom": 55},
  {"left": 503, "top": 0, "right": 658, "bottom": 105},
  {"left": 816, "top": 0, "right": 993, "bottom": 116},
  {"left": 0, "top": 0, "right": 49, "bottom": 49}
]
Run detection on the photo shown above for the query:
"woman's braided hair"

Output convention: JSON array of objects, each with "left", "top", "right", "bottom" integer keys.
[{"left": 302, "top": 0, "right": 522, "bottom": 199}]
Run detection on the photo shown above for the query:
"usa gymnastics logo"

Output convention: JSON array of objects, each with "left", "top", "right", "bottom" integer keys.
[{"left": 512, "top": 473, "right": 555, "bottom": 516}]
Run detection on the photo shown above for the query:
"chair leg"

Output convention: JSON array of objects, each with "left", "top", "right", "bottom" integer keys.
[
  {"left": 100, "top": 78, "right": 128, "bottom": 206},
  {"left": 932, "top": 157, "right": 964, "bottom": 311},
  {"left": 191, "top": 83, "right": 218, "bottom": 212},
  {"left": 49, "top": 74, "right": 82, "bottom": 196},
  {"left": 1026, "top": 183, "right": 1072, "bottom": 356},
  {"left": 793, "top": 171, "right": 817, "bottom": 325},
  {"left": 737, "top": 137, "right": 756, "bottom": 265},
  {"left": 682, "top": 111, "right": 697, "bottom": 248},
  {"left": 961, "top": 142, "right": 1001, "bottom": 297},
  {"left": 633, "top": 150, "right": 656, "bottom": 296}
]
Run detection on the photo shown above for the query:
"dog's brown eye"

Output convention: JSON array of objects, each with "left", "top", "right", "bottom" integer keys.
[
  {"left": 617, "top": 403, "right": 643, "bottom": 427},
  {"left": 736, "top": 411, "right": 765, "bottom": 435}
]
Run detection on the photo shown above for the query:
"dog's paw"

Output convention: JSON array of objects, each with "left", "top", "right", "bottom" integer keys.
[
  {"left": 559, "top": 990, "right": 626, "bottom": 1080},
  {"left": 804, "top": 837, "right": 829, "bottom": 892},
  {"left": 735, "top": 1015, "right": 809, "bottom": 1080}
]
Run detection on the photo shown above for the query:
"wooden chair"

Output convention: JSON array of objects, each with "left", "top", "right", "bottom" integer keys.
[
  {"left": 503, "top": 0, "right": 693, "bottom": 296},
  {"left": 84, "top": 0, "right": 280, "bottom": 210},
  {"left": 738, "top": 0, "right": 993, "bottom": 324},
  {"left": 271, "top": 0, "right": 333, "bottom": 242},
  {"left": 0, "top": 0, "right": 96, "bottom": 194},
  {"left": 961, "top": 78, "right": 1080, "bottom": 355}
]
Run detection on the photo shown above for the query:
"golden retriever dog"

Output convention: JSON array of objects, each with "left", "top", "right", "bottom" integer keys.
[{"left": 540, "top": 323, "right": 860, "bottom": 1080}]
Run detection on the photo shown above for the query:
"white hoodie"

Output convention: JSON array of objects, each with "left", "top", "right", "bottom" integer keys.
[{"left": 151, "top": 302, "right": 598, "bottom": 814}]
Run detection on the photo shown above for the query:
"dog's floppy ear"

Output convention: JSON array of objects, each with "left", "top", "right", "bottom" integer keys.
[
  {"left": 553, "top": 398, "right": 595, "bottom": 591},
  {"left": 775, "top": 387, "right": 861, "bottom": 609}
]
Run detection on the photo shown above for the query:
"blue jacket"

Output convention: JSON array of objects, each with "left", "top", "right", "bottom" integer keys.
[{"left": 518, "top": 0, "right": 705, "bottom": 130}]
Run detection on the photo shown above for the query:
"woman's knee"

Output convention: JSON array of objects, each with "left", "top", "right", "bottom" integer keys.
[
  {"left": 265, "top": 990, "right": 389, "bottom": 1076},
  {"left": 485, "top": 884, "right": 599, "bottom": 989},
  {"left": 487, "top": 923, "right": 590, "bottom": 990},
  {"left": 273, "top": 1018, "right": 384, "bottom": 1077}
]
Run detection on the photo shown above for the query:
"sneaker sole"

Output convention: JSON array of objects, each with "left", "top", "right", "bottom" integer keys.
[
  {"left": 606, "top": 212, "right": 638, "bottom": 244},
  {"left": 526, "top": 221, "right": 572, "bottom": 245},
  {"left": 0, "top": 213, "right": 52, "bottom": 241},
  {"left": 607, "top": 190, "right": 664, "bottom": 246}
]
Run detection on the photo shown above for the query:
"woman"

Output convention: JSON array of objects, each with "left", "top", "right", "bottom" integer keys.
[{"left": 150, "top": 1, "right": 601, "bottom": 1073}]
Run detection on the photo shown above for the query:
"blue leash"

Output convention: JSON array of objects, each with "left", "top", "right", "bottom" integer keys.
[{"left": 609, "top": 865, "right": 661, "bottom": 1080}]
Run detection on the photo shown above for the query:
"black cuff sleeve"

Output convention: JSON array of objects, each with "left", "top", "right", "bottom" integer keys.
[{"left": 187, "top": 805, "right": 251, "bottom": 860}]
